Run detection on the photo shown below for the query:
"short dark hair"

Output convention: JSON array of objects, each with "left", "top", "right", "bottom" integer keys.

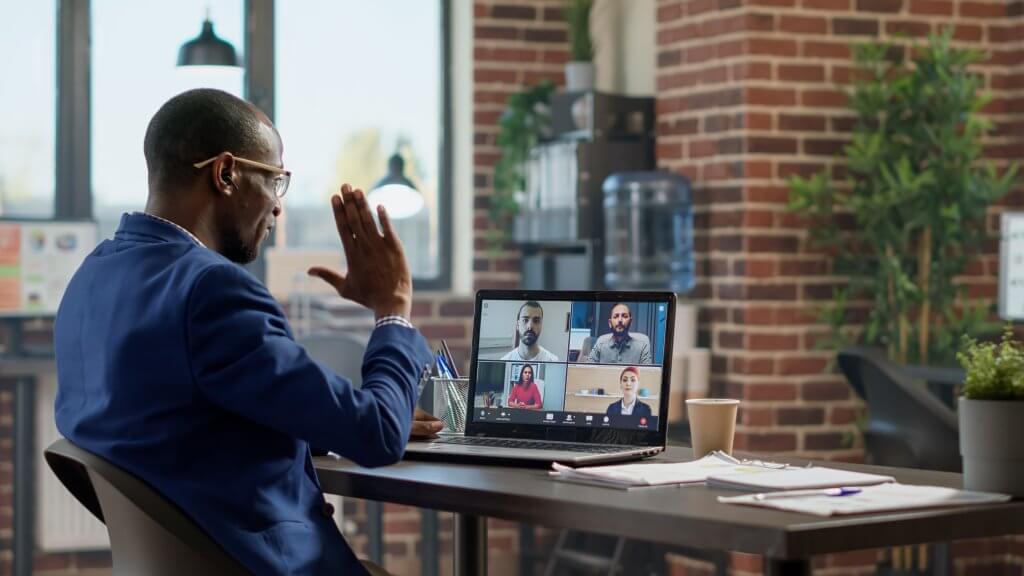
[
  {"left": 143, "top": 88, "right": 266, "bottom": 190},
  {"left": 609, "top": 302, "right": 632, "bottom": 318},
  {"left": 517, "top": 300, "right": 543, "bottom": 318}
]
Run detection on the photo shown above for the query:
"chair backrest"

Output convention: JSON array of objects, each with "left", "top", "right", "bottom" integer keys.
[
  {"left": 837, "top": 347, "right": 961, "bottom": 472},
  {"left": 298, "top": 331, "right": 370, "bottom": 387},
  {"left": 579, "top": 336, "right": 594, "bottom": 361},
  {"left": 44, "top": 439, "right": 250, "bottom": 576}
]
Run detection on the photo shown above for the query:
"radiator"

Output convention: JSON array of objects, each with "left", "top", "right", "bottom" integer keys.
[{"left": 35, "top": 372, "right": 110, "bottom": 551}]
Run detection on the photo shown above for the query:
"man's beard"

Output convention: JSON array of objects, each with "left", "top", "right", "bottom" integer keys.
[
  {"left": 613, "top": 323, "right": 630, "bottom": 336},
  {"left": 218, "top": 227, "right": 257, "bottom": 264},
  {"left": 521, "top": 330, "right": 538, "bottom": 346}
]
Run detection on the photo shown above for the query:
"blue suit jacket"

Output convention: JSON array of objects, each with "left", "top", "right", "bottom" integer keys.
[
  {"left": 605, "top": 399, "right": 653, "bottom": 418},
  {"left": 54, "top": 213, "right": 433, "bottom": 575}
]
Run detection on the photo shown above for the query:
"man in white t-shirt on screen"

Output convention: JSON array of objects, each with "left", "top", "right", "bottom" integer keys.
[{"left": 501, "top": 300, "right": 559, "bottom": 362}]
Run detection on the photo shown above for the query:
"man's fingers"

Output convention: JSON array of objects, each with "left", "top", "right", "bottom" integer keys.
[
  {"left": 341, "top": 186, "right": 364, "bottom": 242},
  {"left": 377, "top": 206, "right": 399, "bottom": 246},
  {"left": 330, "top": 192, "right": 355, "bottom": 255},
  {"left": 414, "top": 408, "right": 442, "bottom": 422},
  {"left": 353, "top": 188, "right": 379, "bottom": 239},
  {"left": 307, "top": 267, "right": 347, "bottom": 292},
  {"left": 410, "top": 420, "right": 444, "bottom": 439}
]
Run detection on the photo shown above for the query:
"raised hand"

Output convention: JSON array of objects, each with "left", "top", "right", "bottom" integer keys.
[{"left": 308, "top": 184, "right": 412, "bottom": 319}]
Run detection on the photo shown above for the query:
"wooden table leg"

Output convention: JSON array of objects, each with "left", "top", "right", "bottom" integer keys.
[{"left": 454, "top": 513, "right": 487, "bottom": 576}]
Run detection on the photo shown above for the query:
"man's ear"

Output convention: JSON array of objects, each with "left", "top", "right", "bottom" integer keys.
[{"left": 212, "top": 152, "right": 237, "bottom": 196}]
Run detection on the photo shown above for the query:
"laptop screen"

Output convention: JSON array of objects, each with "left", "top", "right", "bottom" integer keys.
[{"left": 469, "top": 292, "right": 674, "bottom": 435}]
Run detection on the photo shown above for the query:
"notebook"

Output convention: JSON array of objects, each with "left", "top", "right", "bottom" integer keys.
[
  {"left": 549, "top": 451, "right": 781, "bottom": 489},
  {"left": 707, "top": 466, "right": 895, "bottom": 492}
]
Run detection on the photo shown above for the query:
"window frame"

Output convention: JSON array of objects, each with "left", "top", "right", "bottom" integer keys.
[{"left": 56, "top": 0, "right": 453, "bottom": 291}]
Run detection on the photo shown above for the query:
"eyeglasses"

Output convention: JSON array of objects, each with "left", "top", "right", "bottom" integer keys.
[{"left": 193, "top": 154, "right": 291, "bottom": 199}]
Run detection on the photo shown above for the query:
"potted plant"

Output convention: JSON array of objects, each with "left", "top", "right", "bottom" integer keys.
[
  {"left": 788, "top": 30, "right": 1019, "bottom": 366},
  {"left": 564, "top": 0, "right": 595, "bottom": 92},
  {"left": 489, "top": 81, "right": 556, "bottom": 247},
  {"left": 957, "top": 327, "right": 1024, "bottom": 495}
]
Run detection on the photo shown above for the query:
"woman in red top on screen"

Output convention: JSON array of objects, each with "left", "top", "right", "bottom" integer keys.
[{"left": 506, "top": 363, "right": 543, "bottom": 410}]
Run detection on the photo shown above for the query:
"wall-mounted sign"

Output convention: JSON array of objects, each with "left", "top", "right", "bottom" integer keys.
[
  {"left": 0, "top": 221, "right": 97, "bottom": 317},
  {"left": 999, "top": 212, "right": 1024, "bottom": 320}
]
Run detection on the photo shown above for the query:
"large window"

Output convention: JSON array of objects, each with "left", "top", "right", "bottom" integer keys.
[
  {"left": 91, "top": 0, "right": 244, "bottom": 239},
  {"left": 275, "top": 1, "right": 446, "bottom": 282},
  {"left": 0, "top": 2, "right": 57, "bottom": 218}
]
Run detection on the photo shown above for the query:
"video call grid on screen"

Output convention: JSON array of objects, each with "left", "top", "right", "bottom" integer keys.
[{"left": 472, "top": 298, "right": 670, "bottom": 432}]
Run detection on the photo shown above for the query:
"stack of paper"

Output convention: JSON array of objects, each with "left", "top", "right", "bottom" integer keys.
[
  {"left": 706, "top": 466, "right": 894, "bottom": 492},
  {"left": 718, "top": 483, "right": 1011, "bottom": 516},
  {"left": 549, "top": 452, "right": 784, "bottom": 489}
]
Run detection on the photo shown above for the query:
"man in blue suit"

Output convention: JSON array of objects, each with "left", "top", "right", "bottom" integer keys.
[{"left": 54, "top": 88, "right": 440, "bottom": 575}]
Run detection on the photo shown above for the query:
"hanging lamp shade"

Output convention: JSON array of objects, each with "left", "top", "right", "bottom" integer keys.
[
  {"left": 368, "top": 153, "right": 425, "bottom": 220},
  {"left": 177, "top": 19, "right": 239, "bottom": 67}
]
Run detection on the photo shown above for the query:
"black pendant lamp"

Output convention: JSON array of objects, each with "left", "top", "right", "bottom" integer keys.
[
  {"left": 177, "top": 11, "right": 239, "bottom": 67},
  {"left": 368, "top": 152, "right": 425, "bottom": 220}
]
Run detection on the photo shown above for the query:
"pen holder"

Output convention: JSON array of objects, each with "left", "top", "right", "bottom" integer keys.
[{"left": 431, "top": 377, "right": 470, "bottom": 434}]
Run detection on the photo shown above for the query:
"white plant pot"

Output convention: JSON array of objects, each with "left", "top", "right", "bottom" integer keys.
[
  {"left": 565, "top": 61, "right": 595, "bottom": 92},
  {"left": 959, "top": 398, "right": 1024, "bottom": 496}
]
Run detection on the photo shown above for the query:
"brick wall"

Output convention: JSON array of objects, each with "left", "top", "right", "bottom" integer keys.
[
  {"left": 656, "top": 0, "right": 1024, "bottom": 573},
  {"left": 656, "top": 0, "right": 1023, "bottom": 458}
]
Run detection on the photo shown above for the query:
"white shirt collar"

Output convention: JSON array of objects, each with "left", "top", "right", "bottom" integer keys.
[{"left": 136, "top": 212, "right": 207, "bottom": 248}]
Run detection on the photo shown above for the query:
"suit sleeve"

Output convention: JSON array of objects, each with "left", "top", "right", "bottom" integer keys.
[{"left": 186, "top": 263, "right": 433, "bottom": 467}]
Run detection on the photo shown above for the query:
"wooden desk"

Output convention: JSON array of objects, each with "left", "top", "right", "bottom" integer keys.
[{"left": 315, "top": 446, "right": 1024, "bottom": 576}]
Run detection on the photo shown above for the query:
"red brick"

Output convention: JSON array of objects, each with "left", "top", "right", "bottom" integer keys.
[
  {"left": 749, "top": 333, "right": 800, "bottom": 350},
  {"left": 954, "top": 24, "right": 984, "bottom": 42},
  {"left": 490, "top": 5, "right": 536, "bottom": 20},
  {"left": 741, "top": 406, "right": 776, "bottom": 426},
  {"left": 856, "top": 0, "right": 903, "bottom": 12},
  {"left": 804, "top": 138, "right": 847, "bottom": 156},
  {"left": 886, "top": 20, "right": 931, "bottom": 37},
  {"left": 833, "top": 18, "right": 879, "bottom": 36},
  {"left": 734, "top": 356, "right": 776, "bottom": 375},
  {"left": 474, "top": 47, "right": 538, "bottom": 62},
  {"left": 541, "top": 49, "right": 570, "bottom": 64},
  {"left": 779, "top": 64, "right": 826, "bottom": 83},
  {"left": 802, "top": 0, "right": 850, "bottom": 8},
  {"left": 411, "top": 300, "right": 435, "bottom": 317},
  {"left": 747, "top": 38, "right": 798, "bottom": 57},
  {"left": 803, "top": 380, "right": 852, "bottom": 401},
  {"left": 658, "top": 2, "right": 684, "bottom": 22},
  {"left": 418, "top": 323, "right": 468, "bottom": 340},
  {"left": 747, "top": 88, "right": 797, "bottom": 107},
  {"left": 745, "top": 112, "right": 773, "bottom": 130},
  {"left": 748, "top": 186, "right": 791, "bottom": 203},
  {"left": 475, "top": 25, "right": 519, "bottom": 40},
  {"left": 747, "top": 235, "right": 799, "bottom": 253},
  {"left": 805, "top": 432, "right": 849, "bottom": 450},
  {"left": 780, "top": 15, "right": 828, "bottom": 34},
  {"left": 748, "top": 137, "right": 798, "bottom": 154},
  {"left": 743, "top": 211, "right": 775, "bottom": 228},
  {"left": 523, "top": 28, "right": 567, "bottom": 43},
  {"left": 830, "top": 406, "right": 861, "bottom": 425},
  {"left": 777, "top": 407, "right": 826, "bottom": 425},
  {"left": 746, "top": 161, "right": 773, "bottom": 179},
  {"left": 801, "top": 89, "right": 848, "bottom": 108},
  {"left": 475, "top": 68, "right": 517, "bottom": 83},
  {"left": 778, "top": 356, "right": 829, "bottom": 375},
  {"left": 739, "top": 431, "right": 798, "bottom": 452},
  {"left": 779, "top": 114, "right": 827, "bottom": 132},
  {"left": 909, "top": 0, "right": 952, "bottom": 14},
  {"left": 801, "top": 41, "right": 851, "bottom": 60},
  {"left": 959, "top": 1, "right": 1005, "bottom": 18}
]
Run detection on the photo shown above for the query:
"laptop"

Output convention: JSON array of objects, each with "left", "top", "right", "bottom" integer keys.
[{"left": 405, "top": 289, "right": 676, "bottom": 467}]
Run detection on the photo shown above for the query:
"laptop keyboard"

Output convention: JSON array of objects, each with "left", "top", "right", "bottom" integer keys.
[{"left": 435, "top": 436, "right": 634, "bottom": 454}]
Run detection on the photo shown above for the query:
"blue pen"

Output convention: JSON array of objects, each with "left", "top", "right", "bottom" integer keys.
[{"left": 754, "top": 487, "right": 862, "bottom": 500}]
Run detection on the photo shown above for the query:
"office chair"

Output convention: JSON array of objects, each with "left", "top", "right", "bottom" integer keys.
[
  {"left": 837, "top": 347, "right": 960, "bottom": 472},
  {"left": 837, "top": 348, "right": 958, "bottom": 576},
  {"left": 44, "top": 438, "right": 249, "bottom": 576}
]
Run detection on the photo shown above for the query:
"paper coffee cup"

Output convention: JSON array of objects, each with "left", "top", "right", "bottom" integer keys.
[{"left": 686, "top": 398, "right": 740, "bottom": 458}]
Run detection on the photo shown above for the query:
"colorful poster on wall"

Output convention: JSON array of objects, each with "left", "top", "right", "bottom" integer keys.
[{"left": 0, "top": 221, "right": 97, "bottom": 317}]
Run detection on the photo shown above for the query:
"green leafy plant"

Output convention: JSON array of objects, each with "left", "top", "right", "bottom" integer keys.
[
  {"left": 789, "top": 30, "right": 1019, "bottom": 366},
  {"left": 958, "top": 326, "right": 1024, "bottom": 400},
  {"left": 564, "top": 0, "right": 594, "bottom": 62},
  {"left": 489, "top": 81, "right": 556, "bottom": 246}
]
